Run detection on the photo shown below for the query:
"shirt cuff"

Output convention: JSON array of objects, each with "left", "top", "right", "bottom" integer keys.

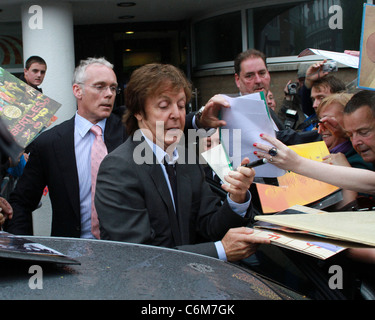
[
  {"left": 192, "top": 114, "right": 199, "bottom": 129},
  {"left": 226, "top": 190, "right": 251, "bottom": 217},
  {"left": 215, "top": 241, "right": 227, "bottom": 261}
]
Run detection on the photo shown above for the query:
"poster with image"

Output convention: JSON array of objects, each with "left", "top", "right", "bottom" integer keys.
[
  {"left": 358, "top": 4, "right": 375, "bottom": 90},
  {"left": 0, "top": 67, "right": 61, "bottom": 148}
]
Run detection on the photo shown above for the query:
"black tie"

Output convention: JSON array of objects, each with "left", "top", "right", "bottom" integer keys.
[
  {"left": 213, "top": 173, "right": 222, "bottom": 184},
  {"left": 164, "top": 160, "right": 178, "bottom": 212}
]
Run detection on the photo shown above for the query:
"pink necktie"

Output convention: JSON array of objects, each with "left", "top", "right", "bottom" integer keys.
[{"left": 90, "top": 125, "right": 107, "bottom": 239}]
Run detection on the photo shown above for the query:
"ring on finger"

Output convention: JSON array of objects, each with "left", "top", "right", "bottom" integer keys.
[
  {"left": 269, "top": 147, "right": 278, "bottom": 157},
  {"left": 269, "top": 156, "right": 273, "bottom": 162}
]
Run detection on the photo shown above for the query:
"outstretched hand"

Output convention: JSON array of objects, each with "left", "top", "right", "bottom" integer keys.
[
  {"left": 253, "top": 133, "right": 300, "bottom": 171},
  {"left": 198, "top": 94, "right": 230, "bottom": 129},
  {"left": 304, "top": 59, "right": 329, "bottom": 89}
]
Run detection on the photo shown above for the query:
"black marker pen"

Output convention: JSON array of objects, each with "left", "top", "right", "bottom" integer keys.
[{"left": 242, "top": 158, "right": 268, "bottom": 168}]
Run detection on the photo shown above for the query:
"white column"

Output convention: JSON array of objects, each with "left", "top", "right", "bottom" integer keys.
[{"left": 21, "top": 1, "right": 76, "bottom": 126}]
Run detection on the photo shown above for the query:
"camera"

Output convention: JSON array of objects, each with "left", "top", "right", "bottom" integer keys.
[
  {"left": 322, "top": 61, "right": 338, "bottom": 73},
  {"left": 287, "top": 82, "right": 298, "bottom": 95},
  {"left": 284, "top": 108, "right": 298, "bottom": 129}
]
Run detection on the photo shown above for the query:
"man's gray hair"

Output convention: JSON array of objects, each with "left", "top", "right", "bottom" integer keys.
[{"left": 72, "top": 57, "right": 114, "bottom": 85}]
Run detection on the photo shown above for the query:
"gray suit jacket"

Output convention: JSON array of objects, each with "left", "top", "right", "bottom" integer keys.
[{"left": 95, "top": 135, "right": 256, "bottom": 258}]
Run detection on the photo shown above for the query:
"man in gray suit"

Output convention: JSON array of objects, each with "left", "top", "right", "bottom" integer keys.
[{"left": 95, "top": 63, "right": 269, "bottom": 261}]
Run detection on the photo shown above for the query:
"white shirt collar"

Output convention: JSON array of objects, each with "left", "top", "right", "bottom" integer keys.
[{"left": 140, "top": 130, "right": 179, "bottom": 165}]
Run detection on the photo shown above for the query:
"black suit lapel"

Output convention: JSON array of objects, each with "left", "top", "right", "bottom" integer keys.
[{"left": 53, "top": 118, "right": 80, "bottom": 219}]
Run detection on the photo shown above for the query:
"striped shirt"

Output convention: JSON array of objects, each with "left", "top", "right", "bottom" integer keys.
[{"left": 74, "top": 112, "right": 107, "bottom": 238}]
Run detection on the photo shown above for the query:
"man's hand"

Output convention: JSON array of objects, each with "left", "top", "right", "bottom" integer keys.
[
  {"left": 0, "top": 197, "right": 13, "bottom": 226},
  {"left": 221, "top": 158, "right": 254, "bottom": 203},
  {"left": 344, "top": 50, "right": 360, "bottom": 57},
  {"left": 197, "top": 94, "right": 230, "bottom": 129},
  {"left": 221, "top": 227, "right": 270, "bottom": 262},
  {"left": 304, "top": 59, "right": 329, "bottom": 89}
]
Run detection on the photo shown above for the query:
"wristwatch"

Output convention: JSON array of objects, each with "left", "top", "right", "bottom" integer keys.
[{"left": 196, "top": 106, "right": 205, "bottom": 122}]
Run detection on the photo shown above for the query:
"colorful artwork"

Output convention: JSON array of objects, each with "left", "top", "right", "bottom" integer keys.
[{"left": 0, "top": 67, "right": 61, "bottom": 148}]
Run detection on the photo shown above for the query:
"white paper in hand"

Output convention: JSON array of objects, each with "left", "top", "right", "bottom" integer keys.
[
  {"left": 220, "top": 94, "right": 285, "bottom": 178},
  {"left": 201, "top": 143, "right": 231, "bottom": 185},
  {"left": 298, "top": 48, "right": 359, "bottom": 69}
]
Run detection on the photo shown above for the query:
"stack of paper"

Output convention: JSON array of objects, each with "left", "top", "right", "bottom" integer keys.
[
  {"left": 253, "top": 205, "right": 375, "bottom": 260},
  {"left": 298, "top": 48, "right": 359, "bottom": 68}
]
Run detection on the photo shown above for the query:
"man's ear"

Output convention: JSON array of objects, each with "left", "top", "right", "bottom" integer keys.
[
  {"left": 72, "top": 83, "right": 83, "bottom": 99},
  {"left": 234, "top": 73, "right": 240, "bottom": 89},
  {"left": 134, "top": 112, "right": 143, "bottom": 121},
  {"left": 23, "top": 68, "right": 29, "bottom": 80}
]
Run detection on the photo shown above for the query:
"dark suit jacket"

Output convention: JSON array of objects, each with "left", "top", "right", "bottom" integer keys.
[
  {"left": 6, "top": 114, "right": 127, "bottom": 237},
  {"left": 95, "top": 136, "right": 256, "bottom": 258}
]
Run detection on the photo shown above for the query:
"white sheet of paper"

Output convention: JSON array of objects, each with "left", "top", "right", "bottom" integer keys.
[
  {"left": 201, "top": 143, "right": 231, "bottom": 185},
  {"left": 298, "top": 48, "right": 359, "bottom": 69},
  {"left": 219, "top": 94, "right": 286, "bottom": 178}
]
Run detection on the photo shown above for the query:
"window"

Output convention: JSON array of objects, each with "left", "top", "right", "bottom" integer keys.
[
  {"left": 193, "top": 11, "right": 242, "bottom": 67},
  {"left": 252, "top": 0, "right": 366, "bottom": 58},
  {"left": 0, "top": 22, "right": 23, "bottom": 71}
]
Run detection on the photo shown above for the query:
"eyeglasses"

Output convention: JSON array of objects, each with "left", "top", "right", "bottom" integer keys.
[
  {"left": 79, "top": 83, "right": 121, "bottom": 95},
  {"left": 90, "top": 84, "right": 121, "bottom": 95}
]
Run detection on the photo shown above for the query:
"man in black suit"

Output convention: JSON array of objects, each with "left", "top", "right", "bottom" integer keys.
[
  {"left": 95, "top": 63, "right": 269, "bottom": 261},
  {"left": 6, "top": 57, "right": 127, "bottom": 238}
]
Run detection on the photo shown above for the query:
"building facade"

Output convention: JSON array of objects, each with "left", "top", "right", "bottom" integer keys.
[{"left": 0, "top": 0, "right": 370, "bottom": 123}]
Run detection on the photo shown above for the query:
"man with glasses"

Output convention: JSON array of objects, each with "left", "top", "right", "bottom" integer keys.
[{"left": 6, "top": 57, "right": 128, "bottom": 238}]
